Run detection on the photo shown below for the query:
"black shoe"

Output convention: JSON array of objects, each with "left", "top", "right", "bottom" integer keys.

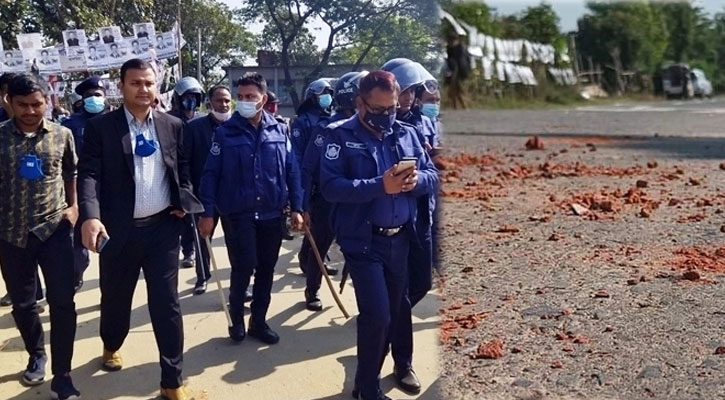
[
  {"left": 50, "top": 374, "right": 80, "bottom": 399},
  {"left": 244, "top": 289, "right": 253, "bottom": 303},
  {"left": 73, "top": 279, "right": 83, "bottom": 293},
  {"left": 229, "top": 320, "right": 246, "bottom": 342},
  {"left": 248, "top": 321, "right": 279, "bottom": 344},
  {"left": 180, "top": 256, "right": 195, "bottom": 269},
  {"left": 305, "top": 289, "right": 322, "bottom": 311},
  {"left": 0, "top": 293, "right": 11, "bottom": 306},
  {"left": 394, "top": 367, "right": 421, "bottom": 394},
  {"left": 324, "top": 263, "right": 339, "bottom": 276},
  {"left": 193, "top": 280, "right": 207, "bottom": 295},
  {"left": 352, "top": 387, "right": 391, "bottom": 400}
]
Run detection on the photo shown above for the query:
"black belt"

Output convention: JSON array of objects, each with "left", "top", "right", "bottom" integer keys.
[
  {"left": 133, "top": 207, "right": 173, "bottom": 227},
  {"left": 373, "top": 225, "right": 405, "bottom": 237}
]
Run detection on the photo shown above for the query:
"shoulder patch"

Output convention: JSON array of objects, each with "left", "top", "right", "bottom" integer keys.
[
  {"left": 314, "top": 134, "right": 325, "bottom": 147},
  {"left": 345, "top": 141, "right": 366, "bottom": 149},
  {"left": 210, "top": 142, "right": 221, "bottom": 156},
  {"left": 292, "top": 128, "right": 301, "bottom": 137},
  {"left": 325, "top": 143, "right": 341, "bottom": 160}
]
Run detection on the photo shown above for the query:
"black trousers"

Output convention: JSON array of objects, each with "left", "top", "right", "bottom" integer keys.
[
  {"left": 224, "top": 215, "right": 283, "bottom": 326},
  {"left": 99, "top": 213, "right": 184, "bottom": 389},
  {"left": 305, "top": 193, "right": 336, "bottom": 293},
  {"left": 72, "top": 222, "right": 89, "bottom": 283},
  {"left": 180, "top": 214, "right": 195, "bottom": 259},
  {"left": 0, "top": 220, "right": 77, "bottom": 376}
]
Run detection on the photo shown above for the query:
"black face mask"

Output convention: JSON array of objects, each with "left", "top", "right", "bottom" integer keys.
[{"left": 362, "top": 99, "right": 396, "bottom": 133}]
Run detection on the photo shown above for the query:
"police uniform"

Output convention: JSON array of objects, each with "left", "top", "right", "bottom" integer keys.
[
  {"left": 292, "top": 102, "right": 331, "bottom": 271},
  {"left": 320, "top": 117, "right": 438, "bottom": 400},
  {"left": 62, "top": 76, "right": 107, "bottom": 291},
  {"left": 300, "top": 112, "right": 349, "bottom": 304},
  {"left": 389, "top": 108, "right": 439, "bottom": 388},
  {"left": 199, "top": 110, "right": 303, "bottom": 340}
]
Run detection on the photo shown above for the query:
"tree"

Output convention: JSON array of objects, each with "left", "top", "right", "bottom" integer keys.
[
  {"left": 241, "top": 0, "right": 431, "bottom": 109},
  {"left": 519, "top": 2, "right": 561, "bottom": 44},
  {"left": 0, "top": 0, "right": 255, "bottom": 87},
  {"left": 257, "top": 24, "right": 320, "bottom": 66}
]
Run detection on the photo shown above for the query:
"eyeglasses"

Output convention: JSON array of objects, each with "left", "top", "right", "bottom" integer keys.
[{"left": 362, "top": 98, "right": 397, "bottom": 115}]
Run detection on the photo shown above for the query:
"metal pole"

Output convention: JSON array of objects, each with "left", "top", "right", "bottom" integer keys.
[
  {"left": 197, "top": 28, "right": 202, "bottom": 84},
  {"left": 177, "top": 0, "right": 183, "bottom": 76}
]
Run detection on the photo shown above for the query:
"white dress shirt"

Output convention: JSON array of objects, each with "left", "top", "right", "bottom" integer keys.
[{"left": 124, "top": 107, "right": 171, "bottom": 218}]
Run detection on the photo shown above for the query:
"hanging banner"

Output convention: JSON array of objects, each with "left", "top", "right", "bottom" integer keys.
[
  {"left": 86, "top": 41, "right": 109, "bottom": 70},
  {"left": 16, "top": 33, "right": 43, "bottom": 61},
  {"left": 98, "top": 26, "right": 123, "bottom": 44},
  {"left": 3, "top": 50, "right": 26, "bottom": 72},
  {"left": 62, "top": 29, "right": 88, "bottom": 56},
  {"left": 106, "top": 40, "right": 130, "bottom": 68},
  {"left": 36, "top": 47, "right": 62, "bottom": 73},
  {"left": 154, "top": 32, "right": 177, "bottom": 59},
  {"left": 127, "top": 37, "right": 151, "bottom": 59},
  {"left": 133, "top": 23, "right": 156, "bottom": 43}
]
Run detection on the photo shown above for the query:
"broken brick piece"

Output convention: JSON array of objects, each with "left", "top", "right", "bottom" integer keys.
[
  {"left": 472, "top": 339, "right": 504, "bottom": 360},
  {"left": 594, "top": 289, "right": 610, "bottom": 298},
  {"left": 682, "top": 270, "right": 701, "bottom": 281},
  {"left": 525, "top": 135, "right": 545, "bottom": 150}
]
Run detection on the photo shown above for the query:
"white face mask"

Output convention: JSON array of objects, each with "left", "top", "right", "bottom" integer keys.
[
  {"left": 211, "top": 109, "right": 232, "bottom": 122},
  {"left": 235, "top": 100, "right": 261, "bottom": 118}
]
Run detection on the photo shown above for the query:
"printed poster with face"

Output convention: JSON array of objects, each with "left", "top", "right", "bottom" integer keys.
[
  {"left": 62, "top": 29, "right": 88, "bottom": 56},
  {"left": 106, "top": 40, "right": 130, "bottom": 68},
  {"left": 36, "top": 47, "right": 62, "bottom": 73},
  {"left": 0, "top": 38, "right": 3, "bottom": 73},
  {"left": 133, "top": 23, "right": 156, "bottom": 43},
  {"left": 127, "top": 37, "right": 150, "bottom": 59},
  {"left": 59, "top": 51, "right": 87, "bottom": 72},
  {"left": 98, "top": 26, "right": 122, "bottom": 45},
  {"left": 16, "top": 33, "right": 43, "bottom": 61},
  {"left": 154, "top": 31, "right": 177, "bottom": 59},
  {"left": 2, "top": 50, "right": 26, "bottom": 72},
  {"left": 85, "top": 41, "right": 108, "bottom": 70}
]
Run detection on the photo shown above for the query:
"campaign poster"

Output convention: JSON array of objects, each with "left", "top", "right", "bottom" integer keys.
[
  {"left": 106, "top": 40, "right": 130, "bottom": 68},
  {"left": 16, "top": 33, "right": 43, "bottom": 61},
  {"left": 86, "top": 41, "right": 108, "bottom": 70},
  {"left": 133, "top": 22, "right": 156, "bottom": 43},
  {"left": 62, "top": 29, "right": 88, "bottom": 56},
  {"left": 154, "top": 31, "right": 177, "bottom": 59},
  {"left": 2, "top": 50, "right": 26, "bottom": 72},
  {"left": 98, "top": 26, "right": 123, "bottom": 45},
  {"left": 36, "top": 47, "right": 62, "bottom": 73}
]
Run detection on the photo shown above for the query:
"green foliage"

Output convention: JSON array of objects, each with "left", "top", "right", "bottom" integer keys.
[{"left": 0, "top": 0, "right": 255, "bottom": 87}]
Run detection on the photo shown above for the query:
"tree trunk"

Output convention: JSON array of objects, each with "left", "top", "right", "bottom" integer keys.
[
  {"left": 609, "top": 46, "right": 625, "bottom": 95},
  {"left": 281, "top": 41, "right": 300, "bottom": 111}
]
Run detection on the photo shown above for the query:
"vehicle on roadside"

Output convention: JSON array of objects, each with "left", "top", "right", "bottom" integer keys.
[
  {"left": 690, "top": 68, "right": 713, "bottom": 98},
  {"left": 661, "top": 63, "right": 694, "bottom": 99}
]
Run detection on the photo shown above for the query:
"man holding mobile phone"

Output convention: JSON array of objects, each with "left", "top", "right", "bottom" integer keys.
[
  {"left": 78, "top": 59, "right": 202, "bottom": 400},
  {"left": 319, "top": 71, "right": 438, "bottom": 400}
]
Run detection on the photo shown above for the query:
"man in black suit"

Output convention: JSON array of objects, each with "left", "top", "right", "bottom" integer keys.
[
  {"left": 137, "top": 25, "right": 149, "bottom": 38},
  {"left": 77, "top": 58, "right": 200, "bottom": 400},
  {"left": 66, "top": 31, "right": 79, "bottom": 47}
]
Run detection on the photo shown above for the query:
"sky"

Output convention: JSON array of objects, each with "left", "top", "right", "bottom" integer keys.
[{"left": 221, "top": 0, "right": 725, "bottom": 49}]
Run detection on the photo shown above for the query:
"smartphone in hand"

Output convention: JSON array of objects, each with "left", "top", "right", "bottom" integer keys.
[
  {"left": 394, "top": 156, "right": 417, "bottom": 175},
  {"left": 97, "top": 233, "right": 110, "bottom": 252}
]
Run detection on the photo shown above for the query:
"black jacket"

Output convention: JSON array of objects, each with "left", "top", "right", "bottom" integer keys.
[{"left": 78, "top": 107, "right": 202, "bottom": 245}]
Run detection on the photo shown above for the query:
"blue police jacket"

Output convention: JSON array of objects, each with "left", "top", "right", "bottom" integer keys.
[
  {"left": 320, "top": 117, "right": 438, "bottom": 254},
  {"left": 61, "top": 111, "right": 101, "bottom": 155},
  {"left": 300, "top": 111, "right": 351, "bottom": 210},
  {"left": 291, "top": 103, "right": 331, "bottom": 167},
  {"left": 400, "top": 109, "right": 439, "bottom": 149},
  {"left": 199, "top": 110, "right": 303, "bottom": 220},
  {"left": 0, "top": 108, "right": 8, "bottom": 123}
]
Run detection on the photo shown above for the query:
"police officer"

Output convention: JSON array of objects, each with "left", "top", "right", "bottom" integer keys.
[
  {"left": 183, "top": 84, "right": 232, "bottom": 295},
  {"left": 320, "top": 71, "right": 438, "bottom": 400},
  {"left": 199, "top": 72, "right": 304, "bottom": 343},
  {"left": 382, "top": 58, "right": 439, "bottom": 394},
  {"left": 169, "top": 76, "right": 205, "bottom": 269},
  {"left": 62, "top": 76, "right": 109, "bottom": 293},
  {"left": 69, "top": 92, "right": 83, "bottom": 114},
  {"left": 292, "top": 79, "right": 338, "bottom": 275},
  {"left": 265, "top": 90, "right": 295, "bottom": 242},
  {"left": 300, "top": 70, "right": 366, "bottom": 311},
  {"left": 0, "top": 73, "right": 80, "bottom": 399}
]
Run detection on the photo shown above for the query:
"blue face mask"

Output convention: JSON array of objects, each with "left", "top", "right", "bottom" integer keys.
[
  {"left": 181, "top": 97, "right": 197, "bottom": 111},
  {"left": 363, "top": 111, "right": 396, "bottom": 133},
  {"left": 134, "top": 134, "right": 159, "bottom": 157},
  {"left": 420, "top": 103, "right": 440, "bottom": 119},
  {"left": 318, "top": 93, "right": 333, "bottom": 109},
  {"left": 19, "top": 154, "right": 45, "bottom": 180},
  {"left": 83, "top": 96, "right": 105, "bottom": 114}
]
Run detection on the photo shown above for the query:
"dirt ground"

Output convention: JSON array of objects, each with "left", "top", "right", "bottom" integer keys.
[{"left": 438, "top": 100, "right": 725, "bottom": 400}]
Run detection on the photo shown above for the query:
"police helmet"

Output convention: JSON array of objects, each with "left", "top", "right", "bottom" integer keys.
[
  {"left": 334, "top": 71, "right": 368, "bottom": 110},
  {"left": 381, "top": 58, "right": 438, "bottom": 94},
  {"left": 304, "top": 78, "right": 334, "bottom": 101},
  {"left": 174, "top": 76, "right": 204, "bottom": 103}
]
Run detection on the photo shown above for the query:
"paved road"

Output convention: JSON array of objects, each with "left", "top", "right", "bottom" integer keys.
[
  {"left": 444, "top": 96, "right": 725, "bottom": 137},
  {"left": 0, "top": 232, "right": 440, "bottom": 400}
]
